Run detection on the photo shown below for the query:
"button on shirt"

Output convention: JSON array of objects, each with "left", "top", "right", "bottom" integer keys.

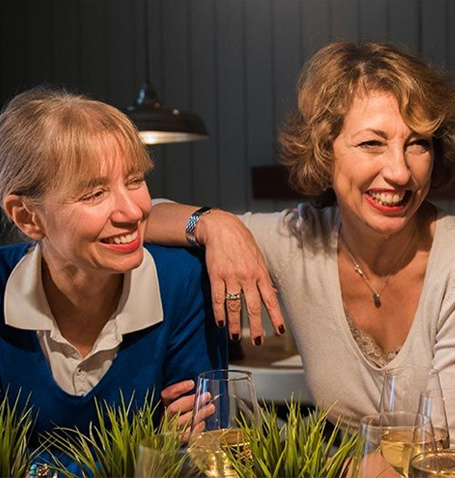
[{"left": 4, "top": 244, "right": 164, "bottom": 396}]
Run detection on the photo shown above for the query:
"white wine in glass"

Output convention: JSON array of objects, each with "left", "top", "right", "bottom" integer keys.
[
  {"left": 418, "top": 388, "right": 455, "bottom": 450},
  {"left": 188, "top": 428, "right": 251, "bottom": 477},
  {"left": 188, "top": 369, "right": 259, "bottom": 478},
  {"left": 409, "top": 450, "right": 455, "bottom": 477},
  {"left": 359, "top": 412, "right": 435, "bottom": 478}
]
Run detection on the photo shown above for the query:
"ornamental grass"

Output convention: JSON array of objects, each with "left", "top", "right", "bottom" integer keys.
[
  {"left": 45, "top": 392, "right": 187, "bottom": 478},
  {"left": 225, "top": 400, "right": 359, "bottom": 478},
  {"left": 0, "top": 390, "right": 35, "bottom": 477}
]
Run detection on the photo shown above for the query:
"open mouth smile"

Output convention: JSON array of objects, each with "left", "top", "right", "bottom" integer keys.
[
  {"left": 102, "top": 230, "right": 138, "bottom": 245},
  {"left": 366, "top": 190, "right": 410, "bottom": 207}
]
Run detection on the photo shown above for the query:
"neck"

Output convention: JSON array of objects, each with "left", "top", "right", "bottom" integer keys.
[
  {"left": 41, "top": 259, "right": 123, "bottom": 354},
  {"left": 339, "top": 205, "right": 434, "bottom": 276}
]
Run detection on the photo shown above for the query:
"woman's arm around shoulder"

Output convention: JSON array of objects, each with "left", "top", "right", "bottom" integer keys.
[{"left": 145, "top": 201, "right": 285, "bottom": 344}]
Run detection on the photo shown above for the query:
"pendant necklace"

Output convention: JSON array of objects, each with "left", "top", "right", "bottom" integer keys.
[{"left": 340, "top": 231, "right": 413, "bottom": 308}]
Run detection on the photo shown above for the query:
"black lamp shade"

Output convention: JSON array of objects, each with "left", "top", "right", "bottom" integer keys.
[{"left": 123, "top": 84, "right": 208, "bottom": 145}]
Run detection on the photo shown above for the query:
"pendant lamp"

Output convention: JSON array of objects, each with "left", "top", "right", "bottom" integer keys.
[{"left": 122, "top": 1, "right": 208, "bottom": 145}]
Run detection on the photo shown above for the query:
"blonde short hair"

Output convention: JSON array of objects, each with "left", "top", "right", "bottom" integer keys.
[
  {"left": 280, "top": 41, "right": 455, "bottom": 201},
  {"left": 0, "top": 86, "right": 153, "bottom": 208}
]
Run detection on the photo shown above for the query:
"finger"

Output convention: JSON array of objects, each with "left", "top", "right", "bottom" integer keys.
[
  {"left": 185, "top": 420, "right": 207, "bottom": 443},
  {"left": 258, "top": 278, "right": 286, "bottom": 335},
  {"left": 167, "top": 394, "right": 196, "bottom": 417},
  {"left": 225, "top": 283, "right": 243, "bottom": 339},
  {"left": 177, "top": 410, "right": 194, "bottom": 429},
  {"left": 193, "top": 403, "right": 216, "bottom": 426},
  {"left": 161, "top": 380, "right": 195, "bottom": 406},
  {"left": 241, "top": 283, "right": 264, "bottom": 345},
  {"left": 211, "top": 279, "right": 227, "bottom": 328}
]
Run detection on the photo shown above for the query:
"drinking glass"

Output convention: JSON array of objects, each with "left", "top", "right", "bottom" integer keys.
[
  {"left": 418, "top": 388, "right": 455, "bottom": 449},
  {"left": 188, "top": 369, "right": 259, "bottom": 478},
  {"left": 134, "top": 434, "right": 186, "bottom": 478},
  {"left": 354, "top": 412, "right": 436, "bottom": 478},
  {"left": 410, "top": 449, "right": 455, "bottom": 477},
  {"left": 380, "top": 367, "right": 442, "bottom": 414}
]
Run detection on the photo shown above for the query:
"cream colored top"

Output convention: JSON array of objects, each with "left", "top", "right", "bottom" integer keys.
[
  {"left": 241, "top": 203, "right": 455, "bottom": 428},
  {"left": 4, "top": 244, "right": 163, "bottom": 396}
]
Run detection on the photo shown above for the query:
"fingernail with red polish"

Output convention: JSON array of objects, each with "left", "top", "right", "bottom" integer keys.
[
  {"left": 278, "top": 324, "right": 286, "bottom": 335},
  {"left": 217, "top": 320, "right": 225, "bottom": 329},
  {"left": 254, "top": 336, "right": 263, "bottom": 346},
  {"left": 231, "top": 334, "right": 241, "bottom": 343}
]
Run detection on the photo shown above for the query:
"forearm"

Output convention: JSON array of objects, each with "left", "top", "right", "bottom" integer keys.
[
  {"left": 146, "top": 201, "right": 199, "bottom": 245},
  {"left": 146, "top": 200, "right": 238, "bottom": 247}
]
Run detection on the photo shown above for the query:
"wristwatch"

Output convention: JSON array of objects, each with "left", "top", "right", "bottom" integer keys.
[{"left": 185, "top": 207, "right": 216, "bottom": 248}]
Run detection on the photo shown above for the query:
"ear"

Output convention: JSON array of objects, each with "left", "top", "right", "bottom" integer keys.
[{"left": 3, "top": 195, "right": 46, "bottom": 240}]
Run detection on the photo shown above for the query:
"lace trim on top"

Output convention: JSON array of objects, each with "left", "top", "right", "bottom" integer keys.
[{"left": 345, "top": 308, "right": 401, "bottom": 367}]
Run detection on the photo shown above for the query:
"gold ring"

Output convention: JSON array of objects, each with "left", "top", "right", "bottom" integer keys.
[{"left": 225, "top": 292, "right": 243, "bottom": 300}]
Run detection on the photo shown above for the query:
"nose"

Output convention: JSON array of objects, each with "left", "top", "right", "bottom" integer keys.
[
  {"left": 110, "top": 189, "right": 145, "bottom": 225},
  {"left": 382, "top": 147, "right": 412, "bottom": 186}
]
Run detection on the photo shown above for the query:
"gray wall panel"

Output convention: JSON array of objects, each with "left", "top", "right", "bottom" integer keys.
[
  {"left": 272, "top": 0, "right": 301, "bottom": 136},
  {"left": 217, "top": 0, "right": 247, "bottom": 211},
  {"left": 245, "top": 0, "right": 275, "bottom": 211},
  {"left": 189, "top": 0, "right": 220, "bottom": 206},
  {"left": 359, "top": 0, "right": 389, "bottom": 41},
  {"left": 331, "top": 0, "right": 360, "bottom": 42},
  {"left": 389, "top": 0, "right": 419, "bottom": 49},
  {"left": 1, "top": 0, "right": 455, "bottom": 216},
  {"left": 162, "top": 1, "right": 193, "bottom": 202},
  {"left": 301, "top": 0, "right": 331, "bottom": 58},
  {"left": 53, "top": 0, "right": 80, "bottom": 87}
]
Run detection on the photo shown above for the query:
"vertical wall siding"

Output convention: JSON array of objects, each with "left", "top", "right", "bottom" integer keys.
[{"left": 1, "top": 0, "right": 455, "bottom": 217}]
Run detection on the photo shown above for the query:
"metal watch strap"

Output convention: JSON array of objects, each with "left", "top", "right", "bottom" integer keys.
[{"left": 185, "top": 207, "right": 216, "bottom": 248}]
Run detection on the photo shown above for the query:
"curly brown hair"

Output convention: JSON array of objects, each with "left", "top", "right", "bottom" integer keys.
[{"left": 280, "top": 41, "right": 455, "bottom": 201}]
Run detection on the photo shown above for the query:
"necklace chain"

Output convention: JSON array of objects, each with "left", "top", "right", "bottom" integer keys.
[{"left": 340, "top": 231, "right": 413, "bottom": 308}]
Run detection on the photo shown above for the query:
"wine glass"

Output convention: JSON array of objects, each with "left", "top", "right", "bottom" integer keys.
[
  {"left": 410, "top": 449, "right": 455, "bottom": 477},
  {"left": 188, "top": 369, "right": 259, "bottom": 478},
  {"left": 134, "top": 434, "right": 186, "bottom": 478},
  {"left": 354, "top": 412, "right": 436, "bottom": 478},
  {"left": 418, "top": 388, "right": 455, "bottom": 450},
  {"left": 380, "top": 367, "right": 442, "bottom": 414}
]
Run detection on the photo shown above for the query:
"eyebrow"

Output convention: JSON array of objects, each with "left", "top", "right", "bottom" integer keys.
[
  {"left": 77, "top": 177, "right": 108, "bottom": 191},
  {"left": 76, "top": 167, "right": 142, "bottom": 191},
  {"left": 354, "top": 128, "right": 389, "bottom": 139}
]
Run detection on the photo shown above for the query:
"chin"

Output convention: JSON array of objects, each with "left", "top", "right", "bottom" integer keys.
[
  {"left": 105, "top": 251, "right": 144, "bottom": 274},
  {"left": 366, "top": 216, "right": 414, "bottom": 237}
]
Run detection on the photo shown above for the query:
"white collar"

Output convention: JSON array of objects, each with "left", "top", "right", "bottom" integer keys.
[{"left": 4, "top": 244, "right": 163, "bottom": 334}]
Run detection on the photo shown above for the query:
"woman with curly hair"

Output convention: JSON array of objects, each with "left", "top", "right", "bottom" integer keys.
[{"left": 146, "top": 41, "right": 455, "bottom": 429}]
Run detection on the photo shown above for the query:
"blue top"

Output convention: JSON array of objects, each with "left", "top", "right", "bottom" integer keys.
[{"left": 0, "top": 242, "right": 227, "bottom": 450}]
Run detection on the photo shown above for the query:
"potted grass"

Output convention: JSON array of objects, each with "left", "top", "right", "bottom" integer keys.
[
  {"left": 225, "top": 400, "right": 360, "bottom": 478},
  {"left": 45, "top": 392, "right": 187, "bottom": 478},
  {"left": 0, "top": 390, "right": 35, "bottom": 477}
]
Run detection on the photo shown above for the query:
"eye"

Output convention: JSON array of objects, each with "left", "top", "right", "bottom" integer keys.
[
  {"left": 127, "top": 175, "right": 145, "bottom": 188},
  {"left": 80, "top": 189, "right": 105, "bottom": 203},
  {"left": 407, "top": 137, "right": 433, "bottom": 153},
  {"left": 357, "top": 140, "right": 385, "bottom": 151}
]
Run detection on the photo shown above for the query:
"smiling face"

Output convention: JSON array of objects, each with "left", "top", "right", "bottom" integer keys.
[
  {"left": 332, "top": 90, "right": 434, "bottom": 238},
  {"left": 35, "top": 135, "right": 152, "bottom": 281}
]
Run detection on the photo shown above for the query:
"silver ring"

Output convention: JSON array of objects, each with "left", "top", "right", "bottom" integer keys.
[{"left": 225, "top": 291, "right": 243, "bottom": 301}]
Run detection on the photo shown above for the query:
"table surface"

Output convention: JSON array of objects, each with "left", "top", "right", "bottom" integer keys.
[
  {"left": 229, "top": 334, "right": 302, "bottom": 369},
  {"left": 229, "top": 335, "right": 311, "bottom": 405}
]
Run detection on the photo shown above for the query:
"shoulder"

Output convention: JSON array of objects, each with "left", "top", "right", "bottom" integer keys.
[
  {"left": 436, "top": 209, "right": 455, "bottom": 236},
  {"left": 143, "top": 244, "right": 205, "bottom": 282},
  {"left": 240, "top": 203, "right": 339, "bottom": 250},
  {"left": 0, "top": 243, "right": 34, "bottom": 279}
]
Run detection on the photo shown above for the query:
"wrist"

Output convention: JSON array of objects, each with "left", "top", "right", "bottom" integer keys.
[{"left": 185, "top": 207, "right": 218, "bottom": 248}]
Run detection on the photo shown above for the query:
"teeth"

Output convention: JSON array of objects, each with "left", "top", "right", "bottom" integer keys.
[
  {"left": 369, "top": 191, "right": 406, "bottom": 206},
  {"left": 106, "top": 230, "right": 138, "bottom": 245}
]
